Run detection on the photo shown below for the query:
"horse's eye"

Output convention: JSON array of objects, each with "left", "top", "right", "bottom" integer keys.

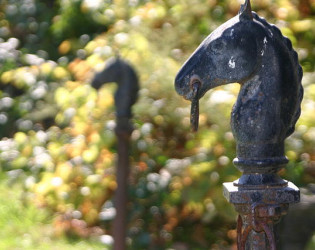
[{"left": 210, "top": 40, "right": 226, "bottom": 54}]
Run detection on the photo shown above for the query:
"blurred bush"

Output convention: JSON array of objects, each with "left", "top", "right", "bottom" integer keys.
[{"left": 0, "top": 0, "right": 314, "bottom": 249}]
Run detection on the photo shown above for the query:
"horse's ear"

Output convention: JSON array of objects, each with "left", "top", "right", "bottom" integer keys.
[{"left": 239, "top": 0, "right": 253, "bottom": 21}]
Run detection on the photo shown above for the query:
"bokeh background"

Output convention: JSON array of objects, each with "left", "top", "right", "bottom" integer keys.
[{"left": 0, "top": 0, "right": 314, "bottom": 249}]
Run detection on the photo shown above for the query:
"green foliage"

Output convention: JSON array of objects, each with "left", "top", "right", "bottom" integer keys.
[
  {"left": 51, "top": 0, "right": 110, "bottom": 42},
  {"left": 0, "top": 0, "right": 314, "bottom": 248},
  {"left": 0, "top": 177, "right": 106, "bottom": 249}
]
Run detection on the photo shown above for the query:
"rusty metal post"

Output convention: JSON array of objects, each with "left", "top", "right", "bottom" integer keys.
[
  {"left": 113, "top": 118, "right": 133, "bottom": 250},
  {"left": 174, "top": 0, "right": 303, "bottom": 248},
  {"left": 92, "top": 57, "right": 139, "bottom": 250},
  {"left": 224, "top": 179, "right": 299, "bottom": 249}
]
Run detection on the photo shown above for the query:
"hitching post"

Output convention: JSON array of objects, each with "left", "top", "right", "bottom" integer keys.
[
  {"left": 92, "top": 57, "right": 139, "bottom": 250},
  {"left": 174, "top": 0, "right": 303, "bottom": 249}
]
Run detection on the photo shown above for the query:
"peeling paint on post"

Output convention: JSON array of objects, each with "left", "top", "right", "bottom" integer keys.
[{"left": 175, "top": 0, "right": 303, "bottom": 248}]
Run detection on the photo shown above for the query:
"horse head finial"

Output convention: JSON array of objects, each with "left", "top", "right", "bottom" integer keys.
[
  {"left": 175, "top": 0, "right": 303, "bottom": 160},
  {"left": 91, "top": 57, "right": 139, "bottom": 121},
  {"left": 175, "top": 2, "right": 303, "bottom": 247},
  {"left": 239, "top": 0, "right": 253, "bottom": 20}
]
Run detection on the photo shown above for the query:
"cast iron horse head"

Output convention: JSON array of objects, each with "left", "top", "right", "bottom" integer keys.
[
  {"left": 175, "top": 0, "right": 303, "bottom": 167},
  {"left": 91, "top": 57, "right": 139, "bottom": 119},
  {"left": 91, "top": 57, "right": 139, "bottom": 132}
]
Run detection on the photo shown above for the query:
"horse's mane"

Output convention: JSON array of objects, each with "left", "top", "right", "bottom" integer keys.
[{"left": 253, "top": 12, "right": 303, "bottom": 137}]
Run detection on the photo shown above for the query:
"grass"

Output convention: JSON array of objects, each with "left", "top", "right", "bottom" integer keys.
[
  {"left": 0, "top": 178, "right": 107, "bottom": 250},
  {"left": 307, "top": 234, "right": 315, "bottom": 250}
]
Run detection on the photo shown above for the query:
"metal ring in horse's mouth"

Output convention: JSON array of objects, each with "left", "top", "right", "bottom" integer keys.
[
  {"left": 189, "top": 75, "right": 202, "bottom": 90},
  {"left": 190, "top": 79, "right": 201, "bottom": 101}
]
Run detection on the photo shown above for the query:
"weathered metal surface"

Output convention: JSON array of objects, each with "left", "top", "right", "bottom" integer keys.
[
  {"left": 175, "top": 0, "right": 303, "bottom": 152},
  {"left": 223, "top": 182, "right": 300, "bottom": 204},
  {"left": 92, "top": 57, "right": 139, "bottom": 250},
  {"left": 174, "top": 0, "right": 303, "bottom": 248},
  {"left": 234, "top": 202, "right": 288, "bottom": 250}
]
